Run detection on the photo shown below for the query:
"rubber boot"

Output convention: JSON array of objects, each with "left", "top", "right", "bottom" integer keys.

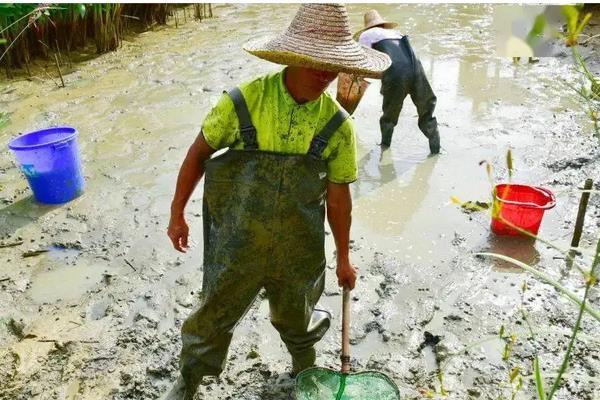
[
  {"left": 419, "top": 117, "right": 440, "bottom": 154},
  {"left": 160, "top": 376, "right": 197, "bottom": 400},
  {"left": 380, "top": 121, "right": 395, "bottom": 147},
  {"left": 291, "top": 346, "right": 316, "bottom": 377},
  {"left": 288, "top": 309, "right": 330, "bottom": 376},
  {"left": 428, "top": 130, "right": 440, "bottom": 154}
]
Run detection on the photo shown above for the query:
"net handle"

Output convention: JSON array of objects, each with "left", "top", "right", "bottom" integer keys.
[{"left": 341, "top": 286, "right": 351, "bottom": 373}]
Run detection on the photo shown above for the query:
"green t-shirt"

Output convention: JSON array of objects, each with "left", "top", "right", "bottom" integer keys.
[{"left": 202, "top": 69, "right": 358, "bottom": 184}]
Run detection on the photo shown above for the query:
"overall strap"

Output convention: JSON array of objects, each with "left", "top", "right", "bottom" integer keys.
[
  {"left": 227, "top": 87, "right": 259, "bottom": 150},
  {"left": 307, "top": 108, "right": 349, "bottom": 159}
]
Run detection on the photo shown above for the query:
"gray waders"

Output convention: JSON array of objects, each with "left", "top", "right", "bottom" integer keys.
[
  {"left": 179, "top": 88, "right": 348, "bottom": 394},
  {"left": 373, "top": 36, "right": 440, "bottom": 153}
]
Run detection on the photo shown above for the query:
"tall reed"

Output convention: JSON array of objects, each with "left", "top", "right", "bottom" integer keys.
[{"left": 0, "top": 4, "right": 214, "bottom": 77}]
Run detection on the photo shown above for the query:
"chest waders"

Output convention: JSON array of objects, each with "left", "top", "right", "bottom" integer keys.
[
  {"left": 373, "top": 36, "right": 439, "bottom": 151},
  {"left": 180, "top": 87, "right": 349, "bottom": 392}
]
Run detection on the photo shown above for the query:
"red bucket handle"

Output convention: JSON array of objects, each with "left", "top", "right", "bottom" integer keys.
[{"left": 494, "top": 185, "right": 556, "bottom": 210}]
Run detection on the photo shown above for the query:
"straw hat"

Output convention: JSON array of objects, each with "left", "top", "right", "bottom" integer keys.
[
  {"left": 243, "top": 4, "right": 391, "bottom": 78},
  {"left": 354, "top": 9, "right": 399, "bottom": 40}
]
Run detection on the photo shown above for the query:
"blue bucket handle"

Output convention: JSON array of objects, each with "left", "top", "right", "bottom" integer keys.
[{"left": 52, "top": 141, "right": 71, "bottom": 150}]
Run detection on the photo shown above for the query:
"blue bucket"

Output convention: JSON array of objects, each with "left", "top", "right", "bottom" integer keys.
[{"left": 8, "top": 126, "right": 85, "bottom": 204}]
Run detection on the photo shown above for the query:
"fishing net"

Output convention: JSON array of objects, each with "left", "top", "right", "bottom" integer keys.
[
  {"left": 296, "top": 367, "right": 400, "bottom": 400},
  {"left": 296, "top": 288, "right": 400, "bottom": 400}
]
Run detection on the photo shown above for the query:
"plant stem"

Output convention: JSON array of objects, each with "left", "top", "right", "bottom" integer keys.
[
  {"left": 476, "top": 252, "right": 600, "bottom": 323},
  {"left": 547, "top": 238, "right": 599, "bottom": 399},
  {"left": 54, "top": 53, "right": 65, "bottom": 87}
]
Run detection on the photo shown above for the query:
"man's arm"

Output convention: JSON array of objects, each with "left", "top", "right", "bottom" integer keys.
[
  {"left": 326, "top": 181, "right": 358, "bottom": 290},
  {"left": 167, "top": 132, "right": 216, "bottom": 252}
]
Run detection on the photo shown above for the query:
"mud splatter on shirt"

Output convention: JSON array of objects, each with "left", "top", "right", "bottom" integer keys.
[{"left": 202, "top": 69, "right": 358, "bottom": 184}]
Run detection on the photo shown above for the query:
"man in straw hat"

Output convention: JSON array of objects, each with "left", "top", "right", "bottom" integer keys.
[
  {"left": 356, "top": 9, "right": 441, "bottom": 153},
  {"left": 163, "top": 4, "right": 391, "bottom": 399}
]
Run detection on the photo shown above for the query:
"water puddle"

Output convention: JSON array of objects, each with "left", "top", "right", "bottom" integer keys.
[
  {"left": 27, "top": 262, "right": 106, "bottom": 304},
  {"left": 46, "top": 243, "right": 83, "bottom": 261},
  {"left": 479, "top": 234, "right": 540, "bottom": 271}
]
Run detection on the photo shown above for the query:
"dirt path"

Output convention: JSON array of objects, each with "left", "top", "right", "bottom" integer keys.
[{"left": 0, "top": 4, "right": 599, "bottom": 399}]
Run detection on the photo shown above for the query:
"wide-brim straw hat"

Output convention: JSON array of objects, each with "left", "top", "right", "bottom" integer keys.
[
  {"left": 243, "top": 3, "right": 391, "bottom": 79},
  {"left": 354, "top": 9, "right": 399, "bottom": 40}
]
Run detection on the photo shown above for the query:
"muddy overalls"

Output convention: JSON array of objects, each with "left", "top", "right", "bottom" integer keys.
[
  {"left": 180, "top": 87, "right": 348, "bottom": 388},
  {"left": 373, "top": 36, "right": 439, "bottom": 149}
]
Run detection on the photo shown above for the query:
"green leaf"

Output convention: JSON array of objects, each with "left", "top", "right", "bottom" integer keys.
[
  {"left": 77, "top": 4, "right": 85, "bottom": 18},
  {"left": 526, "top": 14, "right": 547, "bottom": 47},
  {"left": 516, "top": 376, "right": 523, "bottom": 391},
  {"left": 561, "top": 5, "right": 579, "bottom": 34},
  {"left": 575, "top": 13, "right": 593, "bottom": 37},
  {"left": 0, "top": 4, "right": 18, "bottom": 18},
  {"left": 0, "top": 38, "right": 6, "bottom": 45},
  {"left": 534, "top": 357, "right": 547, "bottom": 400},
  {"left": 460, "top": 200, "right": 490, "bottom": 213},
  {"left": 0, "top": 4, "right": 17, "bottom": 14},
  {"left": 450, "top": 195, "right": 463, "bottom": 205}
]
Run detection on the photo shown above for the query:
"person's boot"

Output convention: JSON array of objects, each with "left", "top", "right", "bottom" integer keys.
[
  {"left": 291, "top": 347, "right": 316, "bottom": 377},
  {"left": 159, "top": 376, "right": 198, "bottom": 400},
  {"left": 380, "top": 122, "right": 395, "bottom": 148},
  {"left": 379, "top": 118, "right": 396, "bottom": 148},
  {"left": 428, "top": 130, "right": 440, "bottom": 154},
  {"left": 289, "top": 309, "right": 330, "bottom": 377},
  {"left": 381, "top": 132, "right": 392, "bottom": 148}
]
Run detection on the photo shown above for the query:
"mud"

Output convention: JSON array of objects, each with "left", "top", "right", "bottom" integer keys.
[{"left": 1, "top": 4, "right": 599, "bottom": 400}]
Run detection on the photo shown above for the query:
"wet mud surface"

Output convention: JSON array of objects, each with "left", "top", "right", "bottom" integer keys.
[{"left": 1, "top": 4, "right": 599, "bottom": 400}]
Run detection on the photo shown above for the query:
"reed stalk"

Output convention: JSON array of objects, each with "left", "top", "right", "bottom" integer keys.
[{"left": 0, "top": 4, "right": 214, "bottom": 76}]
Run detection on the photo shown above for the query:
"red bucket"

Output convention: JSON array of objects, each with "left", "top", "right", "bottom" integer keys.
[{"left": 491, "top": 184, "right": 556, "bottom": 236}]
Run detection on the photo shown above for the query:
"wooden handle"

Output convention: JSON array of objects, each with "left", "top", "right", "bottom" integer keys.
[{"left": 341, "top": 286, "right": 351, "bottom": 373}]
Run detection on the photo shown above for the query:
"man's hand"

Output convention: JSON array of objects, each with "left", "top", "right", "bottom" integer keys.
[
  {"left": 168, "top": 214, "right": 189, "bottom": 253},
  {"left": 336, "top": 258, "right": 357, "bottom": 290},
  {"left": 327, "top": 182, "right": 356, "bottom": 289},
  {"left": 167, "top": 132, "right": 216, "bottom": 253}
]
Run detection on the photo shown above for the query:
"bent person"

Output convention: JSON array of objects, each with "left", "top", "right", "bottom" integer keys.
[{"left": 357, "top": 9, "right": 441, "bottom": 153}]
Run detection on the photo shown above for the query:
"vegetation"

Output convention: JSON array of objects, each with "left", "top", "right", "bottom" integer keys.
[
  {"left": 446, "top": 9, "right": 599, "bottom": 393},
  {"left": 0, "top": 3, "right": 213, "bottom": 78},
  {"left": 451, "top": 149, "right": 599, "bottom": 399},
  {"left": 524, "top": 5, "right": 599, "bottom": 136},
  {"left": 568, "top": 48, "right": 600, "bottom": 135},
  {"left": 563, "top": 6, "right": 600, "bottom": 136}
]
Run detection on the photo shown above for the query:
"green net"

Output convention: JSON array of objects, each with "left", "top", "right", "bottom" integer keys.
[{"left": 295, "top": 367, "right": 401, "bottom": 400}]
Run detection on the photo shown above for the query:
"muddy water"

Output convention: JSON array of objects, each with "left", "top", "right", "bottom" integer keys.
[{"left": 1, "top": 4, "right": 599, "bottom": 400}]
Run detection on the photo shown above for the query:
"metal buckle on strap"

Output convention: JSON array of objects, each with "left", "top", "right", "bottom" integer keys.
[
  {"left": 308, "top": 136, "right": 328, "bottom": 158},
  {"left": 240, "top": 125, "right": 258, "bottom": 149}
]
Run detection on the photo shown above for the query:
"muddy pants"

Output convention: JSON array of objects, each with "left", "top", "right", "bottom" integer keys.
[
  {"left": 178, "top": 88, "right": 347, "bottom": 390},
  {"left": 374, "top": 36, "right": 440, "bottom": 151},
  {"left": 179, "top": 253, "right": 330, "bottom": 387}
]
